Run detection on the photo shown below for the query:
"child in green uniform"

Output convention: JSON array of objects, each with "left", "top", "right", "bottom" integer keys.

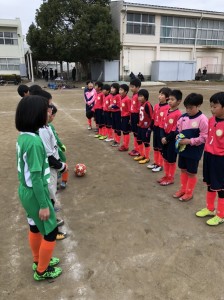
[{"left": 16, "top": 95, "right": 62, "bottom": 281}]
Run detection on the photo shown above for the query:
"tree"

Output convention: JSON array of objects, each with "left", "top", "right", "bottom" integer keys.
[{"left": 26, "top": 0, "right": 121, "bottom": 70}]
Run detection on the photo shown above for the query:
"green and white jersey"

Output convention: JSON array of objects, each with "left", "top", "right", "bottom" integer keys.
[{"left": 16, "top": 132, "right": 50, "bottom": 187}]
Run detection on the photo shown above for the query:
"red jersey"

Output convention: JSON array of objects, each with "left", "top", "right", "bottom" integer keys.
[
  {"left": 130, "top": 93, "right": 141, "bottom": 114},
  {"left": 94, "top": 92, "right": 104, "bottom": 110},
  {"left": 121, "top": 95, "right": 131, "bottom": 117},
  {"left": 205, "top": 116, "right": 224, "bottom": 156},
  {"left": 103, "top": 94, "right": 112, "bottom": 112},
  {"left": 109, "top": 94, "right": 121, "bottom": 112},
  {"left": 153, "top": 103, "right": 169, "bottom": 127},
  {"left": 163, "top": 109, "right": 182, "bottom": 134},
  {"left": 138, "top": 101, "right": 153, "bottom": 128}
]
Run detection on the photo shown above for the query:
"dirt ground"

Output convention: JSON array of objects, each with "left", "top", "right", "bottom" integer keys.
[{"left": 1, "top": 80, "right": 224, "bottom": 300}]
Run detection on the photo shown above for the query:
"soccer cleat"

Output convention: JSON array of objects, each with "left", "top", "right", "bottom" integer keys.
[
  {"left": 111, "top": 141, "right": 119, "bottom": 147},
  {"left": 134, "top": 156, "right": 144, "bottom": 161},
  {"left": 98, "top": 135, "right": 107, "bottom": 140},
  {"left": 160, "top": 178, "right": 174, "bottom": 186},
  {"left": 173, "top": 190, "right": 185, "bottom": 198},
  {"left": 57, "top": 219, "right": 64, "bottom": 227},
  {"left": 94, "top": 134, "right": 101, "bottom": 138},
  {"left": 147, "top": 163, "right": 156, "bottom": 169},
  {"left": 60, "top": 181, "right": 67, "bottom": 189},
  {"left": 196, "top": 208, "right": 216, "bottom": 218},
  {"left": 206, "top": 215, "right": 224, "bottom": 226},
  {"left": 157, "top": 176, "right": 167, "bottom": 183},
  {"left": 152, "top": 165, "right": 163, "bottom": 172},
  {"left": 105, "top": 138, "right": 114, "bottom": 142},
  {"left": 56, "top": 231, "right": 67, "bottom": 240},
  {"left": 118, "top": 145, "right": 129, "bottom": 151},
  {"left": 87, "top": 125, "right": 92, "bottom": 130},
  {"left": 179, "top": 194, "right": 193, "bottom": 202},
  {"left": 32, "top": 257, "right": 60, "bottom": 271},
  {"left": 34, "top": 266, "right": 62, "bottom": 281},
  {"left": 129, "top": 150, "right": 140, "bottom": 156},
  {"left": 139, "top": 158, "right": 150, "bottom": 164}
]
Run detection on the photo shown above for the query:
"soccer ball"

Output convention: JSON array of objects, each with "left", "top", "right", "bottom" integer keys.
[{"left": 74, "top": 163, "right": 87, "bottom": 177}]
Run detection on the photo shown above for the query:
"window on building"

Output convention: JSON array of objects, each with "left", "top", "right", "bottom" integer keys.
[
  {"left": 160, "top": 16, "right": 224, "bottom": 46},
  {"left": 0, "top": 58, "right": 20, "bottom": 70},
  {"left": 0, "top": 32, "right": 18, "bottom": 45},
  {"left": 127, "top": 13, "right": 155, "bottom": 35}
]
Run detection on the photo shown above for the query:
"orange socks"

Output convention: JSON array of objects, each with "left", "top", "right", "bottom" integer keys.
[
  {"left": 37, "top": 239, "right": 56, "bottom": 274},
  {"left": 29, "top": 231, "right": 42, "bottom": 263},
  {"left": 62, "top": 170, "right": 68, "bottom": 182}
]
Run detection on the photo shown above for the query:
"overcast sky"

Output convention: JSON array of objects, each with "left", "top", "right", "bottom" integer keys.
[{"left": 1, "top": 0, "right": 224, "bottom": 35}]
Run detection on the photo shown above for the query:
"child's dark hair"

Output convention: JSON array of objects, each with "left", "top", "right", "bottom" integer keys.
[
  {"left": 111, "top": 83, "right": 120, "bottom": 95},
  {"left": 210, "top": 92, "right": 224, "bottom": 107},
  {"left": 15, "top": 96, "right": 48, "bottom": 133},
  {"left": 184, "top": 93, "right": 203, "bottom": 107},
  {"left": 120, "top": 84, "right": 129, "bottom": 93},
  {"left": 17, "top": 84, "right": 29, "bottom": 97},
  {"left": 86, "top": 80, "right": 94, "bottom": 86},
  {"left": 38, "top": 90, "right": 52, "bottom": 101},
  {"left": 29, "top": 84, "right": 42, "bottom": 95},
  {"left": 170, "top": 89, "right": 182, "bottom": 101},
  {"left": 130, "top": 78, "right": 141, "bottom": 88},
  {"left": 138, "top": 89, "right": 149, "bottom": 101},
  {"left": 159, "top": 87, "right": 172, "bottom": 99},
  {"left": 102, "top": 84, "right": 111, "bottom": 91},
  {"left": 51, "top": 104, "right": 58, "bottom": 115},
  {"left": 95, "top": 81, "right": 103, "bottom": 90}
]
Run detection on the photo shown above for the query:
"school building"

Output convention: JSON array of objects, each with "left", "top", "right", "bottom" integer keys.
[
  {"left": 0, "top": 18, "right": 26, "bottom": 76},
  {"left": 110, "top": 1, "right": 224, "bottom": 80}
]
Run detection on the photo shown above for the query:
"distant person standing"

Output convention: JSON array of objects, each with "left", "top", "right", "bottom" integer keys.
[
  {"left": 72, "top": 66, "right": 76, "bottom": 81},
  {"left": 50, "top": 68, "right": 53, "bottom": 80},
  {"left": 45, "top": 69, "right": 49, "bottom": 82},
  {"left": 42, "top": 68, "right": 45, "bottom": 79},
  {"left": 54, "top": 69, "right": 58, "bottom": 79}
]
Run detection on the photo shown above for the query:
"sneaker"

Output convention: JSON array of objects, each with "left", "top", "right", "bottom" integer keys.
[
  {"left": 179, "top": 194, "right": 193, "bottom": 202},
  {"left": 134, "top": 156, "right": 145, "bottom": 161},
  {"left": 173, "top": 190, "right": 185, "bottom": 198},
  {"left": 196, "top": 208, "right": 216, "bottom": 218},
  {"left": 60, "top": 181, "right": 67, "bottom": 189},
  {"left": 94, "top": 134, "right": 101, "bottom": 138},
  {"left": 147, "top": 163, "right": 156, "bottom": 169},
  {"left": 87, "top": 125, "right": 92, "bottom": 130},
  {"left": 157, "top": 176, "right": 167, "bottom": 183},
  {"left": 129, "top": 150, "right": 140, "bottom": 156},
  {"left": 118, "top": 145, "right": 129, "bottom": 151},
  {"left": 98, "top": 135, "right": 107, "bottom": 140},
  {"left": 105, "top": 137, "right": 114, "bottom": 142},
  {"left": 32, "top": 257, "right": 60, "bottom": 271},
  {"left": 56, "top": 231, "right": 67, "bottom": 240},
  {"left": 152, "top": 165, "right": 163, "bottom": 172},
  {"left": 111, "top": 141, "right": 119, "bottom": 147},
  {"left": 207, "top": 215, "right": 224, "bottom": 226},
  {"left": 54, "top": 206, "right": 61, "bottom": 212},
  {"left": 160, "top": 178, "right": 174, "bottom": 186},
  {"left": 139, "top": 158, "right": 150, "bottom": 164},
  {"left": 34, "top": 266, "right": 62, "bottom": 281},
  {"left": 57, "top": 219, "right": 64, "bottom": 227}
]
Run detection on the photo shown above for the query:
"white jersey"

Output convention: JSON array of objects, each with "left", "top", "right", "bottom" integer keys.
[{"left": 39, "top": 125, "right": 59, "bottom": 160}]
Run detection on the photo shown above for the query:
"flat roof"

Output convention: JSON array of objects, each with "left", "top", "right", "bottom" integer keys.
[{"left": 121, "top": 1, "right": 224, "bottom": 16}]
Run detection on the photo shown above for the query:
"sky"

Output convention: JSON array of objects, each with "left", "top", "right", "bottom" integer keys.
[{"left": 1, "top": 0, "right": 224, "bottom": 36}]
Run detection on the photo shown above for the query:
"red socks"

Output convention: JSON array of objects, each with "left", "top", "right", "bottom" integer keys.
[
  {"left": 217, "top": 198, "right": 224, "bottom": 218},
  {"left": 138, "top": 144, "right": 144, "bottom": 156},
  {"left": 145, "top": 146, "right": 150, "bottom": 159},
  {"left": 168, "top": 163, "right": 176, "bottom": 179},
  {"left": 179, "top": 171, "right": 188, "bottom": 192},
  {"left": 134, "top": 137, "right": 139, "bottom": 152},
  {"left": 206, "top": 191, "right": 216, "bottom": 211},
  {"left": 123, "top": 134, "right": 130, "bottom": 148},
  {"left": 62, "top": 170, "right": 68, "bottom": 182},
  {"left": 185, "top": 176, "right": 197, "bottom": 196},
  {"left": 29, "top": 231, "right": 42, "bottom": 263},
  {"left": 88, "top": 119, "right": 92, "bottom": 126},
  {"left": 154, "top": 150, "right": 159, "bottom": 165}
]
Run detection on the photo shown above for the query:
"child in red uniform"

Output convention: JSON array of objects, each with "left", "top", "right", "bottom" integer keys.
[
  {"left": 119, "top": 84, "right": 131, "bottom": 151},
  {"left": 102, "top": 84, "right": 113, "bottom": 142},
  {"left": 147, "top": 87, "right": 171, "bottom": 172},
  {"left": 129, "top": 78, "right": 141, "bottom": 156},
  {"left": 173, "top": 93, "right": 208, "bottom": 202},
  {"left": 109, "top": 83, "right": 121, "bottom": 147},
  {"left": 158, "top": 90, "right": 182, "bottom": 186},
  {"left": 196, "top": 92, "right": 224, "bottom": 225},
  {"left": 134, "top": 89, "right": 153, "bottom": 164},
  {"left": 94, "top": 81, "right": 107, "bottom": 140}
]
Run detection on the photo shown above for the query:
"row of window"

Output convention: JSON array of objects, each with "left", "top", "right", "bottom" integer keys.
[
  {"left": 0, "top": 58, "right": 20, "bottom": 70},
  {"left": 0, "top": 32, "right": 18, "bottom": 45},
  {"left": 126, "top": 13, "right": 224, "bottom": 46}
]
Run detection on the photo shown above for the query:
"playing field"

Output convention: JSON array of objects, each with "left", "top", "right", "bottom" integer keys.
[{"left": 1, "top": 80, "right": 224, "bottom": 300}]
